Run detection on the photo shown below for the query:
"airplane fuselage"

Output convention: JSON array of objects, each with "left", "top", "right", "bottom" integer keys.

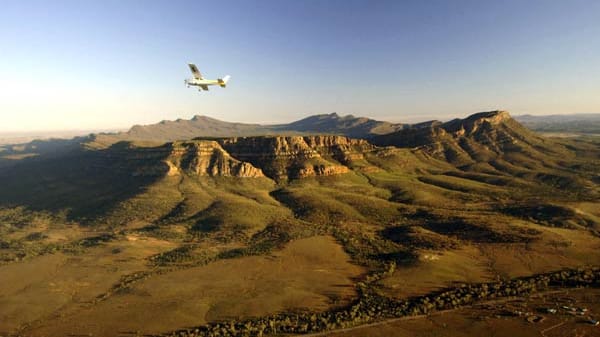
[{"left": 185, "top": 78, "right": 223, "bottom": 87}]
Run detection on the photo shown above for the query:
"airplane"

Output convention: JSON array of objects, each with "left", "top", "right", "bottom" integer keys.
[{"left": 184, "top": 63, "right": 230, "bottom": 91}]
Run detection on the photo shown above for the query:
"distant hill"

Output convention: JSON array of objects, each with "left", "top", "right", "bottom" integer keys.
[
  {"left": 89, "top": 113, "right": 403, "bottom": 147},
  {"left": 125, "top": 115, "right": 271, "bottom": 140},
  {"left": 514, "top": 113, "right": 600, "bottom": 135},
  {"left": 274, "top": 112, "right": 404, "bottom": 138},
  {"left": 0, "top": 129, "right": 123, "bottom": 145}
]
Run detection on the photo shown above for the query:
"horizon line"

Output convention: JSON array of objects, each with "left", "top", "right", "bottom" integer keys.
[{"left": 2, "top": 111, "right": 599, "bottom": 135}]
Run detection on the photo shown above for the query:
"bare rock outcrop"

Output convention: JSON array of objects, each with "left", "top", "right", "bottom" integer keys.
[
  {"left": 102, "top": 140, "right": 264, "bottom": 178},
  {"left": 99, "top": 136, "right": 380, "bottom": 181},
  {"left": 216, "top": 135, "right": 373, "bottom": 180},
  {"left": 166, "top": 141, "right": 264, "bottom": 178}
]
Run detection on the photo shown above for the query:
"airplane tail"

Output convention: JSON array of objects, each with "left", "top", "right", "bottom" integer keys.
[{"left": 218, "top": 75, "right": 231, "bottom": 88}]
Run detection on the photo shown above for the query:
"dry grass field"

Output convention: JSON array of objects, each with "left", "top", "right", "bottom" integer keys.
[
  {"left": 0, "top": 234, "right": 177, "bottom": 335},
  {"left": 379, "top": 223, "right": 600, "bottom": 299},
  {"left": 12, "top": 236, "right": 364, "bottom": 337}
]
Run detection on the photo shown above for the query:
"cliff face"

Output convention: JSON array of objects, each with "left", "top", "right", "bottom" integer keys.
[
  {"left": 217, "top": 136, "right": 374, "bottom": 180},
  {"left": 100, "top": 136, "right": 375, "bottom": 181},
  {"left": 165, "top": 141, "right": 264, "bottom": 178},
  {"left": 96, "top": 141, "right": 264, "bottom": 178}
]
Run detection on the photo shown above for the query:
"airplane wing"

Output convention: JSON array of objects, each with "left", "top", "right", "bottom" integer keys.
[
  {"left": 188, "top": 63, "right": 203, "bottom": 80},
  {"left": 200, "top": 85, "right": 209, "bottom": 91}
]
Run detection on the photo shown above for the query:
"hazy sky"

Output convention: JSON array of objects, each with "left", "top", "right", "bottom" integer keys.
[{"left": 1, "top": 0, "right": 599, "bottom": 131}]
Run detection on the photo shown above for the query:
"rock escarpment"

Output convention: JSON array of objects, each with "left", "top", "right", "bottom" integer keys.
[
  {"left": 101, "top": 136, "right": 377, "bottom": 181},
  {"left": 216, "top": 135, "right": 375, "bottom": 180},
  {"left": 165, "top": 141, "right": 264, "bottom": 178},
  {"left": 97, "top": 141, "right": 264, "bottom": 178}
]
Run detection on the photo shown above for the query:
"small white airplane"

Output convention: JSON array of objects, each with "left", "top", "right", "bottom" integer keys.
[{"left": 185, "top": 63, "right": 230, "bottom": 91}]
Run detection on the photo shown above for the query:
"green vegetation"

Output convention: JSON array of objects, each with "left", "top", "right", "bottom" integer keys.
[{"left": 0, "top": 111, "right": 599, "bottom": 336}]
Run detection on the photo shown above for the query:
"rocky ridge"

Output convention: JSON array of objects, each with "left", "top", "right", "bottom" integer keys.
[
  {"left": 371, "top": 110, "right": 561, "bottom": 166},
  {"left": 99, "top": 135, "right": 378, "bottom": 180},
  {"left": 217, "top": 135, "right": 375, "bottom": 180},
  {"left": 165, "top": 141, "right": 264, "bottom": 178}
]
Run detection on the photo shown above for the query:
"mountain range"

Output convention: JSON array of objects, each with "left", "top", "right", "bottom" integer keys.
[
  {"left": 80, "top": 112, "right": 599, "bottom": 148},
  {"left": 0, "top": 110, "right": 599, "bottom": 337},
  {"left": 84, "top": 112, "right": 404, "bottom": 148},
  {"left": 1, "top": 110, "right": 598, "bottom": 219}
]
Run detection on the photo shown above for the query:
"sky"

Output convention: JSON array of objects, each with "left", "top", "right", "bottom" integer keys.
[{"left": 1, "top": 0, "right": 599, "bottom": 132}]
